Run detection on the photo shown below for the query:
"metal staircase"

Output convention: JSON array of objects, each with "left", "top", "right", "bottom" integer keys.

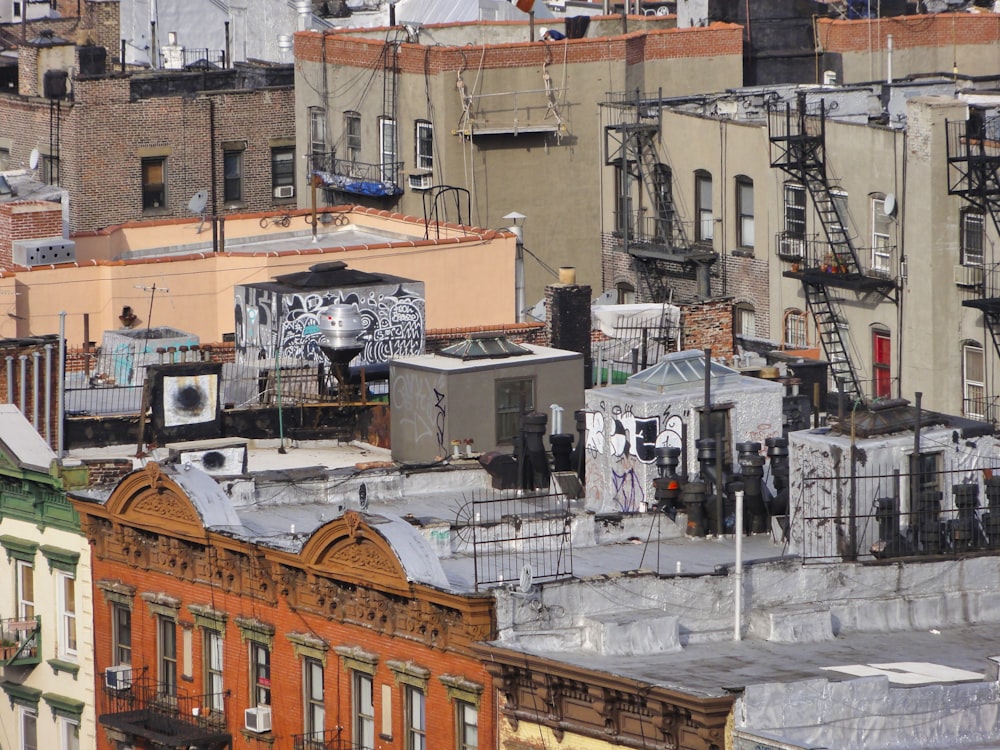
[
  {"left": 602, "top": 90, "right": 717, "bottom": 303},
  {"left": 947, "top": 111, "right": 1000, "bottom": 357},
  {"left": 768, "top": 93, "right": 897, "bottom": 405}
]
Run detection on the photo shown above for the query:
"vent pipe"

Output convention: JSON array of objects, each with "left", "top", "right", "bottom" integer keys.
[{"left": 887, "top": 34, "right": 893, "bottom": 84}]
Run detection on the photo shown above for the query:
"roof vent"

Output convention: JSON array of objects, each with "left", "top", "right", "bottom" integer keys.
[{"left": 12, "top": 238, "right": 75, "bottom": 267}]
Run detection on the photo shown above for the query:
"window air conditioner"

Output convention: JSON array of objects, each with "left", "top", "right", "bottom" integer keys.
[
  {"left": 244, "top": 706, "right": 272, "bottom": 733},
  {"left": 408, "top": 173, "right": 433, "bottom": 191},
  {"left": 274, "top": 185, "right": 295, "bottom": 199},
  {"left": 105, "top": 665, "right": 133, "bottom": 690},
  {"left": 954, "top": 264, "right": 984, "bottom": 287}
]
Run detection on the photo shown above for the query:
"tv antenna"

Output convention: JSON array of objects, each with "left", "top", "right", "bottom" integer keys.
[
  {"left": 134, "top": 282, "right": 170, "bottom": 336},
  {"left": 188, "top": 190, "right": 209, "bottom": 234}
]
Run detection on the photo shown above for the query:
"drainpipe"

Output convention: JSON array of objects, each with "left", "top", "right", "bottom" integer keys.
[
  {"left": 18, "top": 355, "right": 27, "bottom": 415},
  {"left": 31, "top": 350, "right": 40, "bottom": 430},
  {"left": 887, "top": 34, "right": 893, "bottom": 84},
  {"left": 44, "top": 344, "right": 52, "bottom": 445},
  {"left": 734, "top": 489, "right": 744, "bottom": 640},
  {"left": 58, "top": 311, "right": 66, "bottom": 457}
]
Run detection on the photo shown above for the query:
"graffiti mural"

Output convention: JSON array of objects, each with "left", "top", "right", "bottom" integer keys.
[
  {"left": 234, "top": 282, "right": 426, "bottom": 367},
  {"left": 588, "top": 404, "right": 683, "bottom": 464}
]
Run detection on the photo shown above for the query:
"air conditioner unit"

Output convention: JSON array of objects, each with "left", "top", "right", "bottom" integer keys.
[
  {"left": 245, "top": 706, "right": 272, "bottom": 733},
  {"left": 105, "top": 665, "right": 133, "bottom": 690},
  {"left": 954, "top": 264, "right": 984, "bottom": 287},
  {"left": 274, "top": 185, "right": 295, "bottom": 199},
  {"left": 777, "top": 236, "right": 804, "bottom": 260},
  {"left": 408, "top": 173, "right": 433, "bottom": 191}
]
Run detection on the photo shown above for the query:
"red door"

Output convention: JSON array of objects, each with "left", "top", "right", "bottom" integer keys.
[{"left": 873, "top": 331, "right": 891, "bottom": 399}]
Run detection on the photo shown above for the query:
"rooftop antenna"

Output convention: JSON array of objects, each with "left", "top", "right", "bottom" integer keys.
[
  {"left": 134, "top": 282, "right": 169, "bottom": 336},
  {"left": 188, "top": 190, "right": 209, "bottom": 234}
]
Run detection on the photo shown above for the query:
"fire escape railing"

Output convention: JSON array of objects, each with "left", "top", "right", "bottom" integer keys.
[{"left": 948, "top": 116, "right": 1000, "bottom": 359}]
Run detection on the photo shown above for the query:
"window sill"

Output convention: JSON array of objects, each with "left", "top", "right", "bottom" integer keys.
[
  {"left": 731, "top": 248, "right": 754, "bottom": 258},
  {"left": 142, "top": 207, "right": 171, "bottom": 216},
  {"left": 47, "top": 658, "right": 79, "bottom": 678}
]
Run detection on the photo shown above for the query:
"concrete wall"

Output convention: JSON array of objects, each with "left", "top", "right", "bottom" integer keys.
[
  {"left": 293, "top": 23, "right": 744, "bottom": 309},
  {"left": 390, "top": 348, "right": 585, "bottom": 463}
]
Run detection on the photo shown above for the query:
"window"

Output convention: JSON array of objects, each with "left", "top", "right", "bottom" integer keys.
[
  {"left": 304, "top": 658, "right": 325, "bottom": 735},
  {"left": 223, "top": 149, "right": 243, "bottom": 203},
  {"left": 57, "top": 572, "right": 76, "bottom": 659},
  {"left": 415, "top": 120, "right": 433, "bottom": 170},
  {"left": 734, "top": 302, "right": 755, "bottom": 337},
  {"left": 205, "top": 630, "right": 224, "bottom": 711},
  {"left": 17, "top": 560, "right": 34, "bottom": 620},
  {"left": 251, "top": 642, "right": 271, "bottom": 706},
  {"left": 613, "top": 164, "right": 635, "bottom": 237},
  {"left": 830, "top": 189, "right": 849, "bottom": 236},
  {"left": 345, "top": 111, "right": 361, "bottom": 163},
  {"left": 112, "top": 604, "right": 132, "bottom": 665},
  {"left": 871, "top": 197, "right": 892, "bottom": 274},
  {"left": 158, "top": 616, "right": 177, "bottom": 697},
  {"left": 20, "top": 707, "right": 36, "bottom": 750},
  {"left": 405, "top": 686, "right": 426, "bottom": 750},
  {"left": 271, "top": 147, "right": 295, "bottom": 192},
  {"left": 782, "top": 183, "right": 806, "bottom": 257},
  {"left": 736, "top": 176, "right": 754, "bottom": 250},
  {"left": 872, "top": 328, "right": 891, "bottom": 399},
  {"left": 964, "top": 342, "right": 986, "bottom": 420},
  {"left": 0, "top": 147, "right": 9, "bottom": 171},
  {"left": 353, "top": 671, "right": 375, "bottom": 750},
  {"left": 616, "top": 281, "right": 636, "bottom": 305},
  {"left": 13, "top": 2, "right": 21, "bottom": 20},
  {"left": 457, "top": 701, "right": 478, "bottom": 750},
  {"left": 142, "top": 157, "right": 166, "bottom": 210},
  {"left": 310, "top": 108, "right": 327, "bottom": 170},
  {"left": 695, "top": 171, "right": 713, "bottom": 242},
  {"left": 784, "top": 308, "right": 809, "bottom": 349},
  {"left": 962, "top": 209, "right": 985, "bottom": 266},
  {"left": 59, "top": 718, "right": 78, "bottom": 750},
  {"left": 379, "top": 116, "right": 397, "bottom": 183},
  {"left": 496, "top": 378, "right": 534, "bottom": 444},
  {"left": 41, "top": 154, "right": 58, "bottom": 186}
]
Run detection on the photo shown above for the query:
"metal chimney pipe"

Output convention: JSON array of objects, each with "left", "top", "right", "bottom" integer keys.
[
  {"left": 44, "top": 344, "right": 53, "bottom": 445},
  {"left": 31, "top": 350, "right": 40, "bottom": 430},
  {"left": 5, "top": 356, "right": 13, "bottom": 404}
]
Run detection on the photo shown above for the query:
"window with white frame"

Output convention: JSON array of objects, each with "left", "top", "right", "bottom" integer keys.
[
  {"left": 782, "top": 183, "right": 806, "bottom": 257},
  {"left": 304, "top": 657, "right": 325, "bottom": 736},
  {"left": 734, "top": 302, "right": 756, "bottom": 338},
  {"left": 158, "top": 615, "right": 177, "bottom": 697},
  {"left": 871, "top": 197, "right": 892, "bottom": 274},
  {"left": 415, "top": 120, "right": 433, "bottom": 170},
  {"left": 344, "top": 111, "right": 361, "bottom": 163},
  {"left": 59, "top": 717, "right": 79, "bottom": 750},
  {"left": 20, "top": 707, "right": 36, "bottom": 750},
  {"left": 405, "top": 685, "right": 426, "bottom": 750},
  {"left": 457, "top": 701, "right": 478, "bottom": 750},
  {"left": 17, "top": 560, "right": 34, "bottom": 620},
  {"left": 736, "top": 176, "right": 754, "bottom": 250},
  {"left": 784, "top": 309, "right": 809, "bottom": 349},
  {"left": 113, "top": 603, "right": 132, "bottom": 666},
  {"left": 830, "top": 189, "right": 849, "bottom": 236},
  {"left": 962, "top": 209, "right": 985, "bottom": 266},
  {"left": 309, "top": 108, "right": 327, "bottom": 170},
  {"left": 353, "top": 671, "right": 375, "bottom": 750},
  {"left": 964, "top": 342, "right": 986, "bottom": 420},
  {"left": 695, "top": 171, "right": 713, "bottom": 242},
  {"left": 205, "top": 629, "right": 224, "bottom": 711},
  {"left": 379, "top": 117, "right": 397, "bottom": 183},
  {"left": 57, "top": 572, "right": 77, "bottom": 659}
]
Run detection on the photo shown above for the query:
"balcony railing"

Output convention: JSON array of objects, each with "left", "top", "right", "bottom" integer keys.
[
  {"left": 99, "top": 673, "right": 230, "bottom": 746},
  {"left": 0, "top": 616, "right": 40, "bottom": 666},
  {"left": 309, "top": 152, "right": 403, "bottom": 197}
]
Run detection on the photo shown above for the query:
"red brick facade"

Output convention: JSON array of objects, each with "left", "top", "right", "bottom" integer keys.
[
  {"left": 817, "top": 13, "right": 1000, "bottom": 52},
  {"left": 679, "top": 297, "right": 734, "bottom": 359},
  {"left": 0, "top": 201, "right": 63, "bottom": 266},
  {"left": 74, "top": 465, "right": 496, "bottom": 750}
]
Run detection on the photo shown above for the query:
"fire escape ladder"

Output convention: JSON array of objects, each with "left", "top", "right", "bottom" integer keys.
[
  {"left": 805, "top": 283, "right": 864, "bottom": 404},
  {"left": 949, "top": 113, "right": 1000, "bottom": 361},
  {"left": 383, "top": 39, "right": 399, "bottom": 130}
]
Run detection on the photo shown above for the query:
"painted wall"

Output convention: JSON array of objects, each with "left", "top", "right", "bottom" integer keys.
[
  {"left": 583, "top": 374, "right": 784, "bottom": 514},
  {"left": 389, "top": 347, "right": 585, "bottom": 463},
  {"left": 234, "top": 280, "right": 426, "bottom": 367}
]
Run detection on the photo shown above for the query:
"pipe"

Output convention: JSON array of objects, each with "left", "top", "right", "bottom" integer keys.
[
  {"left": 549, "top": 404, "right": 563, "bottom": 435},
  {"left": 5, "top": 356, "right": 13, "bottom": 404},
  {"left": 31, "top": 350, "right": 40, "bottom": 430},
  {"left": 19, "top": 355, "right": 27, "bottom": 414},
  {"left": 58, "top": 311, "right": 66, "bottom": 457},
  {"left": 734, "top": 489, "right": 744, "bottom": 641},
  {"left": 702, "top": 348, "right": 712, "bottom": 440},
  {"left": 44, "top": 344, "right": 52, "bottom": 445},
  {"left": 224, "top": 21, "right": 231, "bottom": 69},
  {"left": 887, "top": 34, "right": 893, "bottom": 84}
]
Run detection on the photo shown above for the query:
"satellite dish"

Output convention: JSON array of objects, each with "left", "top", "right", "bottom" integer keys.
[
  {"left": 188, "top": 190, "right": 208, "bottom": 215},
  {"left": 883, "top": 193, "right": 897, "bottom": 217},
  {"left": 28, "top": 149, "right": 39, "bottom": 170},
  {"left": 518, "top": 563, "right": 534, "bottom": 594},
  {"left": 656, "top": 5, "right": 669, "bottom": 14}
]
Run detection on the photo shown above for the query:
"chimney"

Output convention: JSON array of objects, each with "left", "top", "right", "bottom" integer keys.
[{"left": 545, "top": 269, "right": 592, "bottom": 386}]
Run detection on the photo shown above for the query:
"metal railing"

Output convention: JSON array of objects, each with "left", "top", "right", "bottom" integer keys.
[
  {"left": 778, "top": 233, "right": 897, "bottom": 281},
  {"left": 797, "top": 461, "right": 1000, "bottom": 563},
  {"left": 100, "top": 673, "right": 230, "bottom": 739},
  {"left": 0, "top": 616, "right": 40, "bottom": 665},
  {"left": 309, "top": 152, "right": 403, "bottom": 196},
  {"left": 292, "top": 729, "right": 367, "bottom": 750}
]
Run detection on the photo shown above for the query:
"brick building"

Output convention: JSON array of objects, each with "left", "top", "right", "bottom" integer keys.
[{"left": 69, "top": 462, "right": 496, "bottom": 750}]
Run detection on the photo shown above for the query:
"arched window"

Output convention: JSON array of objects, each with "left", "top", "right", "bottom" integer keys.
[
  {"left": 783, "top": 308, "right": 808, "bottom": 349},
  {"left": 616, "top": 281, "right": 636, "bottom": 305}
]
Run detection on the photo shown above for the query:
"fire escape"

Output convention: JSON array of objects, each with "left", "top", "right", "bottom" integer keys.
[
  {"left": 948, "top": 111, "right": 1000, "bottom": 356},
  {"left": 602, "top": 90, "right": 717, "bottom": 303},
  {"left": 768, "top": 93, "right": 897, "bottom": 406}
]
